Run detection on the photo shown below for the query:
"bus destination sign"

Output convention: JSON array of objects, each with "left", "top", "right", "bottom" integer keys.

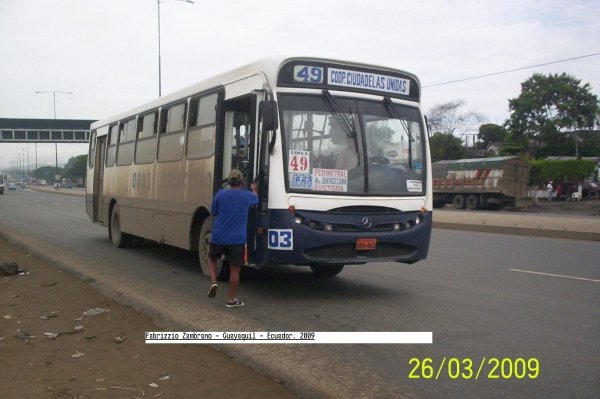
[
  {"left": 293, "top": 65, "right": 410, "bottom": 96},
  {"left": 282, "top": 60, "right": 418, "bottom": 100},
  {"left": 328, "top": 68, "right": 410, "bottom": 96}
]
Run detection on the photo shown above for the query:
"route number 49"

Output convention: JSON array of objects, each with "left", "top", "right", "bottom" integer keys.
[
  {"left": 268, "top": 229, "right": 294, "bottom": 250},
  {"left": 293, "top": 66, "right": 324, "bottom": 83}
]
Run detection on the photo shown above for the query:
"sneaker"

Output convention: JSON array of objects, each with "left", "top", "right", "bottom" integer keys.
[
  {"left": 225, "top": 298, "right": 245, "bottom": 308},
  {"left": 207, "top": 283, "right": 218, "bottom": 298}
]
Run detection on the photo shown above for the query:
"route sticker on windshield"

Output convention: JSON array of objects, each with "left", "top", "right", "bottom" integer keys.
[
  {"left": 289, "top": 173, "right": 314, "bottom": 189},
  {"left": 289, "top": 150, "right": 310, "bottom": 173},
  {"left": 407, "top": 180, "right": 422, "bottom": 192},
  {"left": 312, "top": 168, "right": 347, "bottom": 192}
]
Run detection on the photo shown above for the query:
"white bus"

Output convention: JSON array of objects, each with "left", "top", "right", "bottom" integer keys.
[{"left": 86, "top": 57, "right": 432, "bottom": 278}]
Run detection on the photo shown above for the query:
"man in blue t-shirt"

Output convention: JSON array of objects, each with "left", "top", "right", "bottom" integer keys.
[{"left": 207, "top": 169, "right": 258, "bottom": 308}]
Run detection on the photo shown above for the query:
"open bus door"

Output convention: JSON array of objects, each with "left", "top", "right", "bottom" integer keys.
[{"left": 215, "top": 92, "right": 262, "bottom": 266}]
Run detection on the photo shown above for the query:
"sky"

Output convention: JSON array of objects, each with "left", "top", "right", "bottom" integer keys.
[{"left": 1, "top": 0, "right": 599, "bottom": 172}]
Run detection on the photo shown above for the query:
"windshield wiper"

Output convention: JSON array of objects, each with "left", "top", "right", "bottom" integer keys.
[
  {"left": 384, "top": 97, "right": 414, "bottom": 170},
  {"left": 322, "top": 89, "right": 356, "bottom": 138},
  {"left": 383, "top": 97, "right": 414, "bottom": 143}
]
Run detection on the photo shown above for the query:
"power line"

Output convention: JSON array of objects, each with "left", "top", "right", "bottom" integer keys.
[{"left": 423, "top": 52, "right": 600, "bottom": 88}]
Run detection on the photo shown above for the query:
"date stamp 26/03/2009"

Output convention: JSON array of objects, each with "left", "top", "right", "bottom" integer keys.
[{"left": 408, "top": 357, "right": 540, "bottom": 380}]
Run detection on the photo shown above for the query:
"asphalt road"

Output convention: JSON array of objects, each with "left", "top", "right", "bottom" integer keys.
[{"left": 1, "top": 188, "right": 599, "bottom": 398}]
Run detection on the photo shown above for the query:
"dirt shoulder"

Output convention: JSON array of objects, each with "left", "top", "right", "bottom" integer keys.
[{"left": 0, "top": 238, "right": 297, "bottom": 399}]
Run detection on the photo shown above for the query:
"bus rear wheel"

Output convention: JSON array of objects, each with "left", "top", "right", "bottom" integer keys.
[
  {"left": 198, "top": 217, "right": 229, "bottom": 281},
  {"left": 309, "top": 264, "right": 345, "bottom": 277},
  {"left": 110, "top": 204, "right": 132, "bottom": 248}
]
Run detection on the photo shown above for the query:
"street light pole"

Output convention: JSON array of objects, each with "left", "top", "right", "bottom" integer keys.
[
  {"left": 35, "top": 90, "right": 72, "bottom": 119},
  {"left": 35, "top": 90, "right": 72, "bottom": 185},
  {"left": 158, "top": 0, "right": 162, "bottom": 97},
  {"left": 157, "top": 0, "right": 194, "bottom": 97}
]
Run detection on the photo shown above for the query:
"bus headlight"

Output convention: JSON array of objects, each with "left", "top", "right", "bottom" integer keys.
[
  {"left": 294, "top": 216, "right": 303, "bottom": 224},
  {"left": 393, "top": 223, "right": 401, "bottom": 231},
  {"left": 323, "top": 224, "right": 333, "bottom": 232}
]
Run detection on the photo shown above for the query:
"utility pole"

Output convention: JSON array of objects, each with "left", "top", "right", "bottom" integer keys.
[
  {"left": 35, "top": 90, "right": 72, "bottom": 184},
  {"left": 156, "top": 0, "right": 194, "bottom": 97}
]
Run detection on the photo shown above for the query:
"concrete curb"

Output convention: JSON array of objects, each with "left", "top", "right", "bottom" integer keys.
[
  {"left": 433, "top": 222, "right": 600, "bottom": 241},
  {"left": 29, "top": 186, "right": 85, "bottom": 197},
  {"left": 433, "top": 208, "right": 600, "bottom": 241}
]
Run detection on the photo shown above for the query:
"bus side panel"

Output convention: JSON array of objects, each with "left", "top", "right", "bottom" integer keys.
[{"left": 128, "top": 162, "right": 157, "bottom": 240}]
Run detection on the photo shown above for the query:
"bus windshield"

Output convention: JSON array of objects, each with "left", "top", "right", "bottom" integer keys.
[{"left": 279, "top": 94, "right": 425, "bottom": 196}]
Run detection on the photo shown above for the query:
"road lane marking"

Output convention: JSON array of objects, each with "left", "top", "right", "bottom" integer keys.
[{"left": 509, "top": 269, "right": 600, "bottom": 283}]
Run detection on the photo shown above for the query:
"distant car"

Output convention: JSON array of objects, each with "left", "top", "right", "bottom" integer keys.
[
  {"left": 8, "top": 183, "right": 17, "bottom": 190},
  {"left": 582, "top": 182, "right": 600, "bottom": 199},
  {"left": 64, "top": 182, "right": 72, "bottom": 189}
]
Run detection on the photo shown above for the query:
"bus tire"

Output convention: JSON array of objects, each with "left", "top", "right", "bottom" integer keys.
[
  {"left": 198, "top": 217, "right": 230, "bottom": 281},
  {"left": 466, "top": 195, "right": 480, "bottom": 210},
  {"left": 452, "top": 194, "right": 466, "bottom": 209},
  {"left": 110, "top": 204, "right": 132, "bottom": 248},
  {"left": 309, "top": 264, "right": 344, "bottom": 277}
]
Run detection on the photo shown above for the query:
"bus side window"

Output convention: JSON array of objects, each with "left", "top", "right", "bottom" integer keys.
[
  {"left": 135, "top": 111, "right": 157, "bottom": 164},
  {"left": 158, "top": 103, "right": 187, "bottom": 162},
  {"left": 89, "top": 131, "right": 96, "bottom": 168},
  {"left": 117, "top": 118, "right": 135, "bottom": 166},
  {"left": 187, "top": 93, "right": 217, "bottom": 159},
  {"left": 106, "top": 124, "right": 119, "bottom": 167}
]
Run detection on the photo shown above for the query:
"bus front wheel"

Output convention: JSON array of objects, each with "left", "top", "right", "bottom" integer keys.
[
  {"left": 198, "top": 217, "right": 229, "bottom": 281},
  {"left": 309, "top": 264, "right": 345, "bottom": 277}
]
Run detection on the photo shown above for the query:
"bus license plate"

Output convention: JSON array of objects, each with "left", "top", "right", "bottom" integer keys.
[{"left": 356, "top": 238, "right": 377, "bottom": 251}]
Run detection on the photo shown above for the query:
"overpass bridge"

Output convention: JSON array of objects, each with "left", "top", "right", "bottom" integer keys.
[{"left": 0, "top": 118, "right": 95, "bottom": 143}]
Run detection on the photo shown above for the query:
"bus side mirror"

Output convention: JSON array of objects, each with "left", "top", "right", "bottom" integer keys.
[{"left": 261, "top": 100, "right": 278, "bottom": 132}]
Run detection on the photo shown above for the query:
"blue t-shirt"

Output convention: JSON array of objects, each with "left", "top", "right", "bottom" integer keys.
[{"left": 210, "top": 188, "right": 258, "bottom": 245}]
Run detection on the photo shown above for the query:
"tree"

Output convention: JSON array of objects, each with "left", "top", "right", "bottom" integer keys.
[
  {"left": 429, "top": 132, "right": 464, "bottom": 162},
  {"left": 506, "top": 73, "right": 599, "bottom": 157},
  {"left": 33, "top": 166, "right": 64, "bottom": 183},
  {"left": 64, "top": 155, "right": 87, "bottom": 183},
  {"left": 427, "top": 100, "right": 485, "bottom": 139},
  {"left": 478, "top": 123, "right": 506, "bottom": 156}
]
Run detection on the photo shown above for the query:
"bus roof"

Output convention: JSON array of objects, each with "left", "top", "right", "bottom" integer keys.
[{"left": 91, "top": 56, "right": 421, "bottom": 132}]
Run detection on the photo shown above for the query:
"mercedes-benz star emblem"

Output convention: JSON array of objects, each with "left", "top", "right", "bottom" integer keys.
[{"left": 361, "top": 216, "right": 372, "bottom": 229}]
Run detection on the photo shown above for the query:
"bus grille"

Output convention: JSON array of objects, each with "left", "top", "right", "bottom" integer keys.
[
  {"left": 304, "top": 243, "right": 416, "bottom": 260},
  {"left": 332, "top": 223, "right": 398, "bottom": 232}
]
